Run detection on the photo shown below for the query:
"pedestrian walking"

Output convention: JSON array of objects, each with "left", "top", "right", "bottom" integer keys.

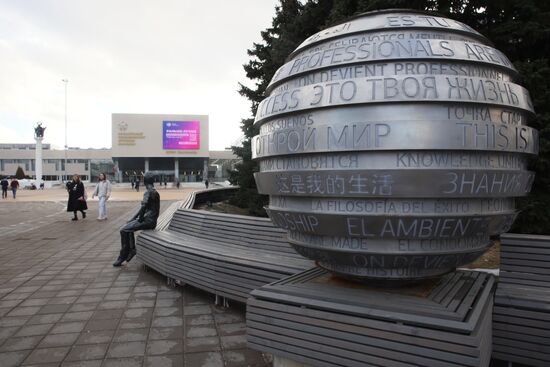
[
  {"left": 204, "top": 178, "right": 209, "bottom": 189},
  {"left": 1, "top": 176, "right": 8, "bottom": 199},
  {"left": 66, "top": 174, "right": 87, "bottom": 221},
  {"left": 175, "top": 178, "right": 180, "bottom": 189},
  {"left": 135, "top": 179, "right": 140, "bottom": 192},
  {"left": 10, "top": 178, "right": 19, "bottom": 199},
  {"left": 92, "top": 173, "right": 112, "bottom": 220}
]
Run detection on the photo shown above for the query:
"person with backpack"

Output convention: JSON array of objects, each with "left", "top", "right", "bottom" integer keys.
[{"left": 10, "top": 178, "right": 19, "bottom": 199}]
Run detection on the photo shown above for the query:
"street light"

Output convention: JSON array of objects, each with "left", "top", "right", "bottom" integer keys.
[{"left": 62, "top": 79, "right": 68, "bottom": 182}]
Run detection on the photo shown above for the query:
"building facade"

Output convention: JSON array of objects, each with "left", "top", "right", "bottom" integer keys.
[{"left": 0, "top": 114, "right": 238, "bottom": 183}]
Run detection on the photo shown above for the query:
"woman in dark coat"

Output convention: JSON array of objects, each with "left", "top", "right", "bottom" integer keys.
[{"left": 67, "top": 174, "right": 88, "bottom": 221}]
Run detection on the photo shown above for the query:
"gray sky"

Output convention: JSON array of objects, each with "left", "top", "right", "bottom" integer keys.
[{"left": 0, "top": 0, "right": 278, "bottom": 150}]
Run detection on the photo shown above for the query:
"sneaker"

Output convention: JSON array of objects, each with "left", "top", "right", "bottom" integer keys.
[
  {"left": 113, "top": 258, "right": 124, "bottom": 267},
  {"left": 71, "top": 217, "right": 78, "bottom": 221},
  {"left": 97, "top": 217, "right": 103, "bottom": 220}
]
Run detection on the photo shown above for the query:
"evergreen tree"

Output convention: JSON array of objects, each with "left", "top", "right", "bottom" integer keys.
[{"left": 15, "top": 166, "right": 25, "bottom": 179}]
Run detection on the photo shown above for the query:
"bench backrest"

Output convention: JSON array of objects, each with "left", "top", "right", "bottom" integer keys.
[{"left": 168, "top": 209, "right": 301, "bottom": 256}]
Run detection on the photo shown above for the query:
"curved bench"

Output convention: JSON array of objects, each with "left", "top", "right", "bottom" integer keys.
[{"left": 136, "top": 188, "right": 312, "bottom": 303}]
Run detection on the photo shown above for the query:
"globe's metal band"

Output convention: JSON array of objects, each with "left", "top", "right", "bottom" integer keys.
[
  {"left": 258, "top": 104, "right": 530, "bottom": 133},
  {"left": 292, "top": 245, "right": 488, "bottom": 276},
  {"left": 269, "top": 196, "right": 516, "bottom": 215},
  {"left": 255, "top": 75, "right": 534, "bottom": 124},
  {"left": 315, "top": 253, "right": 486, "bottom": 279},
  {"left": 290, "top": 29, "right": 486, "bottom": 61},
  {"left": 268, "top": 61, "right": 515, "bottom": 95},
  {"left": 259, "top": 152, "right": 529, "bottom": 172},
  {"left": 291, "top": 12, "right": 487, "bottom": 57},
  {"left": 252, "top": 120, "right": 539, "bottom": 159},
  {"left": 269, "top": 39, "right": 516, "bottom": 91},
  {"left": 254, "top": 169, "right": 535, "bottom": 198},
  {"left": 286, "top": 230, "right": 490, "bottom": 253},
  {"left": 266, "top": 207, "right": 516, "bottom": 238}
]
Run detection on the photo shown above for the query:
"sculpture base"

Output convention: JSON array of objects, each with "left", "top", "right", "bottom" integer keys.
[{"left": 247, "top": 267, "right": 494, "bottom": 367}]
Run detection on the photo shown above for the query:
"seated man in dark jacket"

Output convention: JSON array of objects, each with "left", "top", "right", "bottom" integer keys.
[{"left": 114, "top": 172, "right": 160, "bottom": 267}]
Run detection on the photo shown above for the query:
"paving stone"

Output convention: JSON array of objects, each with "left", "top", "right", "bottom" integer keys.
[
  {"left": 38, "top": 304, "right": 71, "bottom": 314},
  {"left": 155, "top": 298, "right": 179, "bottom": 308},
  {"left": 6, "top": 306, "right": 41, "bottom": 317},
  {"left": 152, "top": 316, "right": 183, "bottom": 328},
  {"left": 220, "top": 335, "right": 247, "bottom": 350},
  {"left": 84, "top": 319, "right": 119, "bottom": 331},
  {"left": 51, "top": 321, "right": 86, "bottom": 334},
  {"left": 149, "top": 327, "right": 183, "bottom": 340},
  {"left": 98, "top": 300, "right": 128, "bottom": 310},
  {"left": 0, "top": 316, "right": 30, "bottom": 327},
  {"left": 69, "top": 302, "right": 99, "bottom": 312},
  {"left": 144, "top": 354, "right": 184, "bottom": 367},
  {"left": 157, "top": 291, "right": 182, "bottom": 299},
  {"left": 0, "top": 299, "right": 23, "bottom": 308},
  {"left": 14, "top": 323, "right": 52, "bottom": 337},
  {"left": 124, "top": 308, "right": 153, "bottom": 319},
  {"left": 0, "top": 335, "right": 43, "bottom": 352},
  {"left": 65, "top": 343, "right": 109, "bottom": 361},
  {"left": 104, "top": 293, "right": 131, "bottom": 301},
  {"left": 76, "top": 295, "right": 103, "bottom": 304},
  {"left": 48, "top": 296, "right": 78, "bottom": 305},
  {"left": 76, "top": 330, "right": 115, "bottom": 345},
  {"left": 107, "top": 341, "right": 146, "bottom": 358},
  {"left": 61, "top": 360, "right": 102, "bottom": 367},
  {"left": 184, "top": 305, "right": 211, "bottom": 316},
  {"left": 0, "top": 350, "right": 31, "bottom": 367},
  {"left": 223, "top": 349, "right": 268, "bottom": 367},
  {"left": 38, "top": 332, "right": 80, "bottom": 348},
  {"left": 91, "top": 309, "right": 125, "bottom": 320},
  {"left": 82, "top": 288, "right": 108, "bottom": 296},
  {"left": 119, "top": 317, "right": 151, "bottom": 329},
  {"left": 102, "top": 357, "right": 144, "bottom": 367},
  {"left": 146, "top": 339, "right": 183, "bottom": 355},
  {"left": 3, "top": 293, "right": 31, "bottom": 300},
  {"left": 0, "top": 327, "right": 20, "bottom": 339},
  {"left": 185, "top": 314, "right": 214, "bottom": 326},
  {"left": 218, "top": 322, "right": 246, "bottom": 336},
  {"left": 26, "top": 313, "right": 64, "bottom": 325},
  {"left": 186, "top": 325, "right": 218, "bottom": 338},
  {"left": 127, "top": 299, "right": 155, "bottom": 308},
  {"left": 114, "top": 328, "right": 148, "bottom": 342},
  {"left": 23, "top": 346, "right": 70, "bottom": 364},
  {"left": 20, "top": 298, "right": 50, "bottom": 307},
  {"left": 185, "top": 336, "right": 221, "bottom": 353},
  {"left": 153, "top": 307, "right": 181, "bottom": 317},
  {"left": 56, "top": 290, "right": 82, "bottom": 297},
  {"left": 61, "top": 311, "right": 94, "bottom": 322},
  {"left": 185, "top": 351, "right": 224, "bottom": 367},
  {"left": 213, "top": 311, "right": 245, "bottom": 324}
]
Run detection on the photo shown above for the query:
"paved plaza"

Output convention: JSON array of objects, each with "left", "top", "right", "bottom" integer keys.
[{"left": 0, "top": 194, "right": 269, "bottom": 366}]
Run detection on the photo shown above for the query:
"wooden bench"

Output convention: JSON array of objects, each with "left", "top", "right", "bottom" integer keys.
[
  {"left": 493, "top": 233, "right": 550, "bottom": 367},
  {"left": 136, "top": 188, "right": 312, "bottom": 303}
]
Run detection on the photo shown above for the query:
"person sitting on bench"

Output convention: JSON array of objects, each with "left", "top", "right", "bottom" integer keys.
[{"left": 113, "top": 171, "right": 160, "bottom": 267}]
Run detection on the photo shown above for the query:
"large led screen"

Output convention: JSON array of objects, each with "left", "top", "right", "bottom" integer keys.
[{"left": 163, "top": 120, "right": 200, "bottom": 150}]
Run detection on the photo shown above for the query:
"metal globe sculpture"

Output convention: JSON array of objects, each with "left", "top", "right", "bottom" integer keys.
[{"left": 252, "top": 9, "right": 538, "bottom": 282}]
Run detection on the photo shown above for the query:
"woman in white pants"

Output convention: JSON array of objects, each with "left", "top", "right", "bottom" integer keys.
[{"left": 92, "top": 173, "right": 112, "bottom": 220}]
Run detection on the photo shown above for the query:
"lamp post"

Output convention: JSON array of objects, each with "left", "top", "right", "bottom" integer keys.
[{"left": 62, "top": 79, "right": 68, "bottom": 182}]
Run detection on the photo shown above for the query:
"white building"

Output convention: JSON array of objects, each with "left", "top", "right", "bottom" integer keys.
[{"left": 0, "top": 114, "right": 239, "bottom": 182}]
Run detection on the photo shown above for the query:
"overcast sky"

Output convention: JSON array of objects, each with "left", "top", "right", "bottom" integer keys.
[{"left": 0, "top": 0, "right": 279, "bottom": 150}]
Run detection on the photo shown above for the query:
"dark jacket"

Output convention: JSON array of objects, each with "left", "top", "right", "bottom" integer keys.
[
  {"left": 1, "top": 179, "right": 8, "bottom": 189},
  {"left": 67, "top": 181, "right": 88, "bottom": 212}
]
